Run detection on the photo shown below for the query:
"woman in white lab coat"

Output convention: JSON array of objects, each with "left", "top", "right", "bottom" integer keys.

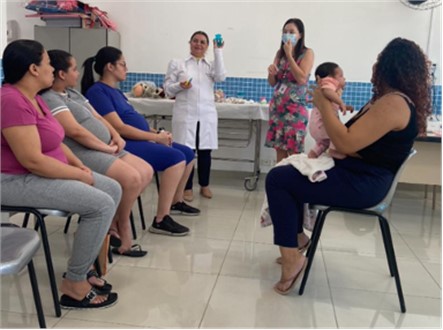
[{"left": 164, "top": 31, "right": 226, "bottom": 200}]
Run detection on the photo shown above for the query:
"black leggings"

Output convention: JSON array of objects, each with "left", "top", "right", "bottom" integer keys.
[{"left": 185, "top": 122, "right": 212, "bottom": 189}]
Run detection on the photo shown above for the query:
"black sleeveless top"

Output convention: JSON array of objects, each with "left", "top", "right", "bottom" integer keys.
[{"left": 345, "top": 94, "right": 418, "bottom": 173}]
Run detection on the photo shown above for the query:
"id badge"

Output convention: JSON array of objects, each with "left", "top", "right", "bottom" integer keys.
[{"left": 278, "top": 83, "right": 287, "bottom": 94}]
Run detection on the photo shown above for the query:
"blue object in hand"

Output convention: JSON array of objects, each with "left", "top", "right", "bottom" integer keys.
[{"left": 214, "top": 34, "right": 223, "bottom": 47}]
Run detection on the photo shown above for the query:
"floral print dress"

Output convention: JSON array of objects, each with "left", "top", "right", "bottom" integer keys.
[{"left": 265, "top": 54, "right": 309, "bottom": 153}]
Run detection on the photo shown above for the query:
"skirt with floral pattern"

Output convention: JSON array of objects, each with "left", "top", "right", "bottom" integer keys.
[{"left": 265, "top": 83, "right": 309, "bottom": 153}]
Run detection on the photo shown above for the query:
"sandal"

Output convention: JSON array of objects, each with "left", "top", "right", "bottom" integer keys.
[
  {"left": 87, "top": 270, "right": 112, "bottom": 295},
  {"left": 60, "top": 287, "right": 118, "bottom": 309},
  {"left": 112, "top": 244, "right": 147, "bottom": 258}
]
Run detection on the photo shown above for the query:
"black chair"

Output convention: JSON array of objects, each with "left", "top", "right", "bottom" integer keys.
[
  {"left": 65, "top": 170, "right": 159, "bottom": 242},
  {"left": 299, "top": 149, "right": 417, "bottom": 313},
  {"left": 1, "top": 223, "right": 46, "bottom": 328},
  {"left": 64, "top": 195, "right": 146, "bottom": 240},
  {"left": 128, "top": 170, "right": 160, "bottom": 239}
]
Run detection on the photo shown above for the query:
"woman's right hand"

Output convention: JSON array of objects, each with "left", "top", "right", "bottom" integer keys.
[
  {"left": 268, "top": 64, "right": 278, "bottom": 76},
  {"left": 156, "top": 131, "right": 171, "bottom": 146},
  {"left": 77, "top": 165, "right": 94, "bottom": 185},
  {"left": 179, "top": 81, "right": 192, "bottom": 89},
  {"left": 102, "top": 141, "right": 118, "bottom": 155},
  {"left": 105, "top": 143, "right": 119, "bottom": 154}
]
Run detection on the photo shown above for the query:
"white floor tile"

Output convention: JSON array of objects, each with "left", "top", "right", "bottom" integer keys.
[
  {"left": 1, "top": 172, "right": 441, "bottom": 328},
  {"left": 63, "top": 265, "right": 217, "bottom": 328},
  {"left": 201, "top": 275, "right": 337, "bottom": 328},
  {"left": 332, "top": 287, "right": 441, "bottom": 328}
]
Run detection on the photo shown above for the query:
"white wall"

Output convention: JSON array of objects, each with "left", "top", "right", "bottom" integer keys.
[
  {"left": 5, "top": 1, "right": 442, "bottom": 83},
  {"left": 4, "top": 1, "right": 442, "bottom": 174}
]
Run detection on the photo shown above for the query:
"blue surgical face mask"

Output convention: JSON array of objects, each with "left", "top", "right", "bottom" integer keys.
[{"left": 282, "top": 33, "right": 297, "bottom": 45}]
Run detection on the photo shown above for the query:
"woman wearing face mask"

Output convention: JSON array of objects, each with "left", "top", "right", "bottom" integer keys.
[
  {"left": 164, "top": 31, "right": 227, "bottom": 201},
  {"left": 266, "top": 18, "right": 314, "bottom": 163}
]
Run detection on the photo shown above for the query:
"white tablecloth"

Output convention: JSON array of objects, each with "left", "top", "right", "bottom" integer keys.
[{"left": 128, "top": 97, "right": 269, "bottom": 121}]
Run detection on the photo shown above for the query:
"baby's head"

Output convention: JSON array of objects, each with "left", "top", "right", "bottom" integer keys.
[{"left": 315, "top": 62, "right": 345, "bottom": 88}]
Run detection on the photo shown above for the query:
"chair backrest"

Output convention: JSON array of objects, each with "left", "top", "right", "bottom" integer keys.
[{"left": 367, "top": 148, "right": 417, "bottom": 214}]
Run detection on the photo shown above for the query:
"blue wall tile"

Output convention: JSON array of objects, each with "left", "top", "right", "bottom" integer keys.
[{"left": 119, "top": 72, "right": 442, "bottom": 115}]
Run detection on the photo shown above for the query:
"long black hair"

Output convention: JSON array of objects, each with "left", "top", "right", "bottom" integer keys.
[
  {"left": 2, "top": 39, "right": 45, "bottom": 84},
  {"left": 277, "top": 18, "right": 308, "bottom": 63},
  {"left": 81, "top": 46, "right": 122, "bottom": 94}
]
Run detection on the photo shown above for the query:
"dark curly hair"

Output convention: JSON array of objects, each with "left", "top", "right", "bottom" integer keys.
[{"left": 371, "top": 37, "right": 431, "bottom": 134}]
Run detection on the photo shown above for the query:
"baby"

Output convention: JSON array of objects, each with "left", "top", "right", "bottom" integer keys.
[{"left": 308, "top": 62, "right": 353, "bottom": 159}]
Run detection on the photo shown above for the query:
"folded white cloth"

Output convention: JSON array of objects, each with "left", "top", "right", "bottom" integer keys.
[
  {"left": 279, "top": 153, "right": 335, "bottom": 183},
  {"left": 260, "top": 153, "right": 335, "bottom": 227}
]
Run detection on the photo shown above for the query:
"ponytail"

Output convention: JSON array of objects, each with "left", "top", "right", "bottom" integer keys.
[
  {"left": 81, "top": 46, "right": 123, "bottom": 95},
  {"left": 81, "top": 56, "right": 96, "bottom": 94}
]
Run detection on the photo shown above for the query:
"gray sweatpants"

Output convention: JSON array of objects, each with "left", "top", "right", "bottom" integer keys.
[{"left": 1, "top": 172, "right": 122, "bottom": 281}]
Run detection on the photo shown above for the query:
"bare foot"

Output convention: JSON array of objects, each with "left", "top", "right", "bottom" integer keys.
[
  {"left": 297, "top": 232, "right": 310, "bottom": 249},
  {"left": 275, "top": 232, "right": 310, "bottom": 264},
  {"left": 274, "top": 255, "right": 306, "bottom": 293},
  {"left": 60, "top": 278, "right": 108, "bottom": 304},
  {"left": 87, "top": 271, "right": 107, "bottom": 288},
  {"left": 117, "top": 221, "right": 132, "bottom": 252}
]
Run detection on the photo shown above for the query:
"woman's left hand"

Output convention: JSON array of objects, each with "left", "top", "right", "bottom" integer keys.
[
  {"left": 111, "top": 135, "right": 126, "bottom": 153},
  {"left": 312, "top": 87, "right": 333, "bottom": 113},
  {"left": 213, "top": 40, "right": 224, "bottom": 49},
  {"left": 166, "top": 131, "right": 173, "bottom": 146}
]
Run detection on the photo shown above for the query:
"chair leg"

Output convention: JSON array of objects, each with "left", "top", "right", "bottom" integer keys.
[
  {"left": 137, "top": 196, "right": 146, "bottom": 230},
  {"left": 130, "top": 211, "right": 137, "bottom": 240},
  {"left": 299, "top": 210, "right": 327, "bottom": 295},
  {"left": 22, "top": 213, "right": 31, "bottom": 228},
  {"left": 94, "top": 257, "right": 102, "bottom": 277},
  {"left": 378, "top": 217, "right": 394, "bottom": 276},
  {"left": 27, "top": 260, "right": 47, "bottom": 328},
  {"left": 63, "top": 216, "right": 72, "bottom": 234},
  {"left": 379, "top": 216, "right": 406, "bottom": 313},
  {"left": 33, "top": 213, "right": 61, "bottom": 317},
  {"left": 108, "top": 245, "right": 113, "bottom": 264}
]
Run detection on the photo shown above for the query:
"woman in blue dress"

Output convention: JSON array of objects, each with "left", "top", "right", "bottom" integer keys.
[{"left": 82, "top": 46, "right": 200, "bottom": 237}]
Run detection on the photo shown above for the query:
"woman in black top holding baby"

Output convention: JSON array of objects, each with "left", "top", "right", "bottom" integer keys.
[{"left": 266, "top": 37, "right": 431, "bottom": 295}]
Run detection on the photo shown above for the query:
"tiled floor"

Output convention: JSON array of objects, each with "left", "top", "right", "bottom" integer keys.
[{"left": 1, "top": 171, "right": 441, "bottom": 328}]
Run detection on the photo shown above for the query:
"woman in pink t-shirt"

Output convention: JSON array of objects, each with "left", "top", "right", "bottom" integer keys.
[{"left": 1, "top": 40, "right": 121, "bottom": 309}]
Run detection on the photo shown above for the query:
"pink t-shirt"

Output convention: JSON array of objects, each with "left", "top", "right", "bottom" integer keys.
[{"left": 1, "top": 84, "right": 68, "bottom": 174}]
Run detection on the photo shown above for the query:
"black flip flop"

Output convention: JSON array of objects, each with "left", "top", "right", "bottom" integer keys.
[
  {"left": 87, "top": 270, "right": 112, "bottom": 294},
  {"left": 60, "top": 288, "right": 118, "bottom": 310},
  {"left": 112, "top": 244, "right": 147, "bottom": 257}
]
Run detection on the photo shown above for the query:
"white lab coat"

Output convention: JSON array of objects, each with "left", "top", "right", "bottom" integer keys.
[{"left": 164, "top": 49, "right": 226, "bottom": 149}]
